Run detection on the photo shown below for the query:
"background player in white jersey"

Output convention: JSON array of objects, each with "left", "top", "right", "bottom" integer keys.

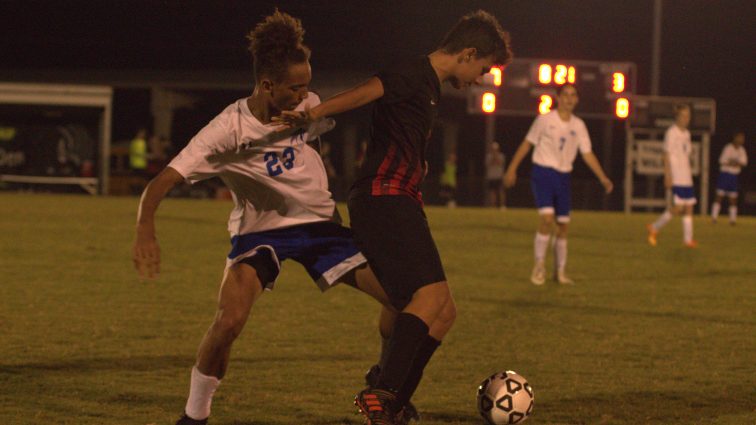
[
  {"left": 711, "top": 131, "right": 747, "bottom": 224},
  {"left": 504, "top": 84, "right": 613, "bottom": 285},
  {"left": 132, "top": 11, "right": 396, "bottom": 425},
  {"left": 647, "top": 104, "right": 698, "bottom": 248}
]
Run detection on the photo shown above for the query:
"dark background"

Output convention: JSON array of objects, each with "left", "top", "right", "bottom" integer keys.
[{"left": 1, "top": 0, "right": 753, "bottom": 209}]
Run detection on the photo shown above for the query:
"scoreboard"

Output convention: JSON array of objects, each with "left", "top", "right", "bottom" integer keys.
[{"left": 468, "top": 58, "right": 636, "bottom": 119}]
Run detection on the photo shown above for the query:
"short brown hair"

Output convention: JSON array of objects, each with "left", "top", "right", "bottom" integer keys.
[
  {"left": 438, "top": 10, "right": 513, "bottom": 65},
  {"left": 246, "top": 9, "right": 311, "bottom": 83}
]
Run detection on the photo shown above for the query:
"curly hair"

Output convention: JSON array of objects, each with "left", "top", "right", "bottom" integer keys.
[
  {"left": 246, "top": 9, "right": 311, "bottom": 83},
  {"left": 438, "top": 10, "right": 513, "bottom": 65}
]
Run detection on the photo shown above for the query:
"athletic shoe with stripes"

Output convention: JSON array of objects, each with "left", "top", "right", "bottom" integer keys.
[
  {"left": 354, "top": 387, "right": 398, "bottom": 425},
  {"left": 364, "top": 365, "right": 420, "bottom": 424}
]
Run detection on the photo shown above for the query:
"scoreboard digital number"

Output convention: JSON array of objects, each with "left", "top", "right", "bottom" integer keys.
[{"left": 468, "top": 58, "right": 636, "bottom": 119}]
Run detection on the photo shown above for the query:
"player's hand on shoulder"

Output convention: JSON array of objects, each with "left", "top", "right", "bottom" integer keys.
[
  {"left": 272, "top": 103, "right": 314, "bottom": 130},
  {"left": 133, "top": 228, "right": 161, "bottom": 280}
]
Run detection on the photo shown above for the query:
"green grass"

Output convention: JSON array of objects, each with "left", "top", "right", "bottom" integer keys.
[{"left": 0, "top": 192, "right": 754, "bottom": 425}]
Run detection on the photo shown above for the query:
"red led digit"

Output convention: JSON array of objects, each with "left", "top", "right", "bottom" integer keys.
[
  {"left": 482, "top": 92, "right": 496, "bottom": 113},
  {"left": 538, "top": 64, "right": 552, "bottom": 84},
  {"left": 539, "top": 95, "right": 552, "bottom": 114},
  {"left": 612, "top": 72, "right": 626, "bottom": 93},
  {"left": 615, "top": 97, "right": 629, "bottom": 118},
  {"left": 489, "top": 67, "right": 502, "bottom": 87},
  {"left": 555, "top": 65, "right": 567, "bottom": 85},
  {"left": 567, "top": 66, "right": 576, "bottom": 83}
]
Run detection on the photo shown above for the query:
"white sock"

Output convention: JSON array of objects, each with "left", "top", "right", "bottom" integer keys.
[
  {"left": 729, "top": 206, "right": 737, "bottom": 223},
  {"left": 653, "top": 210, "right": 672, "bottom": 231},
  {"left": 185, "top": 366, "right": 221, "bottom": 420},
  {"left": 682, "top": 216, "right": 693, "bottom": 243},
  {"left": 554, "top": 238, "right": 567, "bottom": 271},
  {"left": 711, "top": 202, "right": 721, "bottom": 219},
  {"left": 534, "top": 233, "right": 550, "bottom": 263}
]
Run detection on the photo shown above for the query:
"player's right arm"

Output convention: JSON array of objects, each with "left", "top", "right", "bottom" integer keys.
[
  {"left": 133, "top": 167, "right": 185, "bottom": 280},
  {"left": 504, "top": 139, "right": 533, "bottom": 188},
  {"left": 276, "top": 78, "right": 385, "bottom": 128}
]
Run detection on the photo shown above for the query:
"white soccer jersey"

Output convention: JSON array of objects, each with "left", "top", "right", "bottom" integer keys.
[
  {"left": 526, "top": 110, "right": 592, "bottom": 173},
  {"left": 168, "top": 93, "right": 335, "bottom": 236},
  {"left": 719, "top": 143, "right": 748, "bottom": 174},
  {"left": 664, "top": 125, "right": 693, "bottom": 186}
]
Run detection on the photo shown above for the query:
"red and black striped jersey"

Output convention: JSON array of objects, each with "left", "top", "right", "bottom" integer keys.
[{"left": 350, "top": 56, "right": 441, "bottom": 203}]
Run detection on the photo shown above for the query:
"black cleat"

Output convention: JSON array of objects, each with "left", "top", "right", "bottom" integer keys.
[
  {"left": 176, "top": 413, "right": 208, "bottom": 425},
  {"left": 354, "top": 387, "right": 398, "bottom": 425},
  {"left": 364, "top": 365, "right": 420, "bottom": 424}
]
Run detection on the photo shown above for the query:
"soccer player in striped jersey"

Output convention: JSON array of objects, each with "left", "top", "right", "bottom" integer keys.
[
  {"left": 711, "top": 131, "right": 747, "bottom": 224},
  {"left": 647, "top": 104, "right": 698, "bottom": 248},
  {"left": 504, "top": 84, "right": 614, "bottom": 285},
  {"left": 132, "top": 11, "right": 397, "bottom": 425},
  {"left": 278, "top": 10, "right": 512, "bottom": 424}
]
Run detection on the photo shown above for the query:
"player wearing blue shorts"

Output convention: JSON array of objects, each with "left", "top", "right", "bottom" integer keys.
[
  {"left": 505, "top": 84, "right": 613, "bottom": 285},
  {"left": 132, "top": 11, "right": 395, "bottom": 424},
  {"left": 711, "top": 131, "right": 747, "bottom": 224},
  {"left": 647, "top": 104, "right": 699, "bottom": 247}
]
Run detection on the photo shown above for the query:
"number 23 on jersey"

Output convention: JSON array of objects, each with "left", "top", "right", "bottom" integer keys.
[{"left": 264, "top": 147, "right": 296, "bottom": 177}]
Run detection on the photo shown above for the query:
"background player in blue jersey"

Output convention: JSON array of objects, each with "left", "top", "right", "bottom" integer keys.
[
  {"left": 711, "top": 131, "right": 747, "bottom": 224},
  {"left": 278, "top": 10, "right": 512, "bottom": 425},
  {"left": 133, "top": 11, "right": 398, "bottom": 425},
  {"left": 505, "top": 84, "right": 613, "bottom": 285}
]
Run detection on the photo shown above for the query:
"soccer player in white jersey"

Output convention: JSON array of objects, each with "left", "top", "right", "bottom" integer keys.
[
  {"left": 504, "top": 84, "right": 613, "bottom": 285},
  {"left": 711, "top": 131, "right": 747, "bottom": 224},
  {"left": 647, "top": 104, "right": 699, "bottom": 248},
  {"left": 132, "top": 11, "right": 397, "bottom": 425}
]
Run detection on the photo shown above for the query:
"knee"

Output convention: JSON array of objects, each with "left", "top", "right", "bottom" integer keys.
[
  {"left": 212, "top": 308, "right": 247, "bottom": 342},
  {"left": 414, "top": 282, "right": 451, "bottom": 313},
  {"left": 438, "top": 299, "right": 457, "bottom": 328},
  {"left": 539, "top": 214, "right": 555, "bottom": 230}
]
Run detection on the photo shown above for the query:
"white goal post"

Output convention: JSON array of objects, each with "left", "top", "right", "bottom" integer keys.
[{"left": 0, "top": 83, "right": 113, "bottom": 195}]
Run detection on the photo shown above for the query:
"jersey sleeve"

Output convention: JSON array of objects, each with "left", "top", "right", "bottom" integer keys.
[
  {"left": 577, "top": 119, "right": 592, "bottom": 153},
  {"left": 525, "top": 115, "right": 546, "bottom": 145},
  {"left": 375, "top": 64, "right": 418, "bottom": 104},
  {"left": 168, "top": 112, "right": 235, "bottom": 184},
  {"left": 663, "top": 128, "right": 674, "bottom": 153},
  {"left": 739, "top": 147, "right": 748, "bottom": 166}
]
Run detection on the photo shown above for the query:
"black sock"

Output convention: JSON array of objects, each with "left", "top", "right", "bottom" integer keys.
[
  {"left": 396, "top": 334, "right": 440, "bottom": 407},
  {"left": 379, "top": 336, "right": 390, "bottom": 370},
  {"left": 376, "top": 312, "right": 429, "bottom": 393}
]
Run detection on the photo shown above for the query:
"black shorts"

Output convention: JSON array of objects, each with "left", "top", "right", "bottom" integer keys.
[{"left": 347, "top": 194, "right": 446, "bottom": 310}]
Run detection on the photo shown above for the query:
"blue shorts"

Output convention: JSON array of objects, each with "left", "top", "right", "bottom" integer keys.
[
  {"left": 672, "top": 185, "right": 697, "bottom": 206},
  {"left": 716, "top": 172, "right": 739, "bottom": 196},
  {"left": 531, "top": 164, "right": 571, "bottom": 223},
  {"left": 227, "top": 221, "right": 366, "bottom": 292}
]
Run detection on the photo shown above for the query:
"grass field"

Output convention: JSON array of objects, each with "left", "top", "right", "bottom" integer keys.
[{"left": 0, "top": 192, "right": 754, "bottom": 425}]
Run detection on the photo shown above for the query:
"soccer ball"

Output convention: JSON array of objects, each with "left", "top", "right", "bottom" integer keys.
[{"left": 477, "top": 370, "right": 534, "bottom": 424}]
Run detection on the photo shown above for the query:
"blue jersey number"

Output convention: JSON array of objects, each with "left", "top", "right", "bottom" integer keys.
[
  {"left": 265, "top": 147, "right": 296, "bottom": 177},
  {"left": 559, "top": 137, "right": 567, "bottom": 151}
]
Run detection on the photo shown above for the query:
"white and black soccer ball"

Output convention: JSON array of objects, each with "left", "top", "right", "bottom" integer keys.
[{"left": 477, "top": 370, "right": 534, "bottom": 424}]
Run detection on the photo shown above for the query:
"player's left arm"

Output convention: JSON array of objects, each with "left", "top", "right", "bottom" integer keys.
[
  {"left": 276, "top": 78, "right": 385, "bottom": 129},
  {"left": 581, "top": 152, "right": 613, "bottom": 194}
]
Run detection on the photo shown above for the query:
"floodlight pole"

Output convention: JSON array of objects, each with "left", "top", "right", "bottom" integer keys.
[{"left": 651, "top": 0, "right": 662, "bottom": 95}]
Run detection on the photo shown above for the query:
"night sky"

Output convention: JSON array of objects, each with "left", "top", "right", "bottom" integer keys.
[
  {"left": 1, "top": 0, "right": 754, "bottom": 202},
  {"left": 2, "top": 0, "right": 753, "bottom": 130}
]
